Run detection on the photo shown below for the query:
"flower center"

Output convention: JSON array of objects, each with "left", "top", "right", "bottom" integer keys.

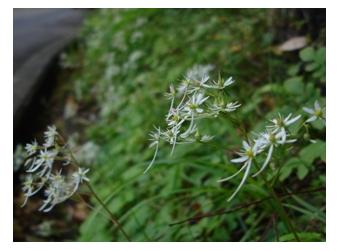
[
  {"left": 246, "top": 149, "right": 254, "bottom": 159},
  {"left": 269, "top": 133, "right": 276, "bottom": 144},
  {"left": 190, "top": 103, "right": 198, "bottom": 110},
  {"left": 277, "top": 118, "right": 284, "bottom": 128},
  {"left": 315, "top": 109, "right": 322, "bottom": 117}
]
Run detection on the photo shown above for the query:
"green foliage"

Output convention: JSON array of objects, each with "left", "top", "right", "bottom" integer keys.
[
  {"left": 280, "top": 140, "right": 325, "bottom": 181},
  {"left": 279, "top": 232, "right": 321, "bottom": 242},
  {"left": 299, "top": 47, "right": 326, "bottom": 83},
  {"left": 60, "top": 9, "right": 325, "bottom": 241},
  {"left": 300, "top": 140, "right": 326, "bottom": 164}
]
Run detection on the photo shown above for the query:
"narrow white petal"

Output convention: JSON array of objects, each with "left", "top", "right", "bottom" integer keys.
[
  {"left": 285, "top": 113, "right": 292, "bottom": 122},
  {"left": 21, "top": 196, "right": 29, "bottom": 207},
  {"left": 286, "top": 115, "right": 301, "bottom": 126},
  {"left": 303, "top": 107, "right": 314, "bottom": 114},
  {"left": 252, "top": 145, "right": 273, "bottom": 177},
  {"left": 223, "top": 77, "right": 234, "bottom": 87},
  {"left": 217, "top": 162, "right": 247, "bottom": 182},
  {"left": 227, "top": 160, "right": 252, "bottom": 202},
  {"left": 314, "top": 100, "right": 321, "bottom": 110},
  {"left": 170, "top": 132, "right": 177, "bottom": 156},
  {"left": 230, "top": 156, "right": 248, "bottom": 163},
  {"left": 242, "top": 141, "right": 250, "bottom": 150},
  {"left": 306, "top": 116, "right": 317, "bottom": 123},
  {"left": 144, "top": 144, "right": 159, "bottom": 174},
  {"left": 281, "top": 128, "right": 287, "bottom": 143}
]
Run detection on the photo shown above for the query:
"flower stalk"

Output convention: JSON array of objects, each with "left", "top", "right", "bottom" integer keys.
[
  {"left": 253, "top": 159, "right": 300, "bottom": 242},
  {"left": 85, "top": 182, "right": 131, "bottom": 241}
]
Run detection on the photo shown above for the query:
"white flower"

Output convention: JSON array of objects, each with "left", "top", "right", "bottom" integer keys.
[
  {"left": 21, "top": 175, "right": 46, "bottom": 207},
  {"left": 75, "top": 142, "right": 100, "bottom": 165},
  {"left": 224, "top": 101, "right": 241, "bottom": 112},
  {"left": 39, "top": 170, "right": 70, "bottom": 212},
  {"left": 146, "top": 72, "right": 238, "bottom": 173},
  {"left": 185, "top": 64, "right": 214, "bottom": 82},
  {"left": 72, "top": 168, "right": 90, "bottom": 193},
  {"left": 164, "top": 84, "right": 176, "bottom": 100},
  {"left": 21, "top": 126, "right": 91, "bottom": 213},
  {"left": 27, "top": 149, "right": 58, "bottom": 176},
  {"left": 44, "top": 125, "right": 58, "bottom": 147},
  {"left": 200, "top": 135, "right": 214, "bottom": 142},
  {"left": 149, "top": 126, "right": 161, "bottom": 148},
  {"left": 252, "top": 130, "right": 296, "bottom": 177},
  {"left": 166, "top": 108, "right": 185, "bottom": 128},
  {"left": 177, "top": 80, "right": 190, "bottom": 94},
  {"left": 184, "top": 92, "right": 209, "bottom": 115},
  {"left": 144, "top": 127, "right": 161, "bottom": 173},
  {"left": 303, "top": 100, "right": 325, "bottom": 123},
  {"left": 201, "top": 76, "right": 234, "bottom": 89},
  {"left": 25, "top": 140, "right": 39, "bottom": 156},
  {"left": 180, "top": 123, "right": 197, "bottom": 139},
  {"left": 21, "top": 175, "right": 34, "bottom": 207},
  {"left": 211, "top": 101, "right": 241, "bottom": 114},
  {"left": 218, "top": 141, "right": 261, "bottom": 201},
  {"left": 267, "top": 113, "right": 301, "bottom": 142}
]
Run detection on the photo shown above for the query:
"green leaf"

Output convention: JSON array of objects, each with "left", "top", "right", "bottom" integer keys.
[
  {"left": 315, "top": 47, "right": 326, "bottom": 64},
  {"left": 279, "top": 232, "right": 322, "bottom": 242},
  {"left": 305, "top": 62, "right": 318, "bottom": 72},
  {"left": 299, "top": 140, "right": 326, "bottom": 165},
  {"left": 297, "top": 165, "right": 308, "bottom": 180},
  {"left": 287, "top": 64, "right": 300, "bottom": 76},
  {"left": 280, "top": 157, "right": 304, "bottom": 181},
  {"left": 299, "top": 47, "right": 315, "bottom": 62},
  {"left": 283, "top": 77, "right": 304, "bottom": 95}
]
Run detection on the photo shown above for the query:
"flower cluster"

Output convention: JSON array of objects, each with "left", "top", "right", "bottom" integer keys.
[
  {"left": 218, "top": 113, "right": 301, "bottom": 201},
  {"left": 219, "top": 98, "right": 326, "bottom": 201},
  {"left": 21, "top": 125, "right": 89, "bottom": 212},
  {"left": 145, "top": 69, "right": 241, "bottom": 173}
]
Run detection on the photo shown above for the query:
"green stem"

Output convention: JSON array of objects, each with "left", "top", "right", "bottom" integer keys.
[
  {"left": 253, "top": 160, "right": 300, "bottom": 242},
  {"left": 58, "top": 134, "right": 131, "bottom": 241},
  {"left": 86, "top": 182, "right": 132, "bottom": 241}
]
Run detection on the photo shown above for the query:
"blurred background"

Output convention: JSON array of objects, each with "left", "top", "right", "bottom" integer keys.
[{"left": 13, "top": 9, "right": 325, "bottom": 241}]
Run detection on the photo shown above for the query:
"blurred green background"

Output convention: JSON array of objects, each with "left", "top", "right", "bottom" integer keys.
[{"left": 14, "top": 9, "right": 325, "bottom": 241}]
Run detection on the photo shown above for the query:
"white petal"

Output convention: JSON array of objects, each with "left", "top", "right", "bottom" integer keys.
[
  {"left": 242, "top": 141, "right": 250, "bottom": 150},
  {"left": 286, "top": 115, "right": 301, "bottom": 126},
  {"left": 230, "top": 156, "right": 248, "bottom": 163},
  {"left": 223, "top": 77, "right": 234, "bottom": 87},
  {"left": 144, "top": 144, "right": 159, "bottom": 174},
  {"left": 227, "top": 160, "right": 252, "bottom": 202},
  {"left": 280, "top": 128, "right": 287, "bottom": 143},
  {"left": 217, "top": 162, "right": 248, "bottom": 182},
  {"left": 285, "top": 113, "right": 292, "bottom": 122},
  {"left": 303, "top": 107, "right": 314, "bottom": 114},
  {"left": 252, "top": 145, "right": 273, "bottom": 177},
  {"left": 314, "top": 100, "right": 321, "bottom": 110},
  {"left": 285, "top": 139, "right": 297, "bottom": 144},
  {"left": 306, "top": 116, "right": 317, "bottom": 123}
]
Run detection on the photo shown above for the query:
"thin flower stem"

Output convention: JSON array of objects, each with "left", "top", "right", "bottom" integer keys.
[
  {"left": 85, "top": 182, "right": 132, "bottom": 241},
  {"left": 253, "top": 160, "right": 300, "bottom": 242},
  {"left": 58, "top": 133, "right": 131, "bottom": 241},
  {"left": 273, "top": 214, "right": 279, "bottom": 241}
]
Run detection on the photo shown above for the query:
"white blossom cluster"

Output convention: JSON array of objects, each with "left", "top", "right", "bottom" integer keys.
[
  {"left": 218, "top": 113, "right": 301, "bottom": 201},
  {"left": 219, "top": 99, "right": 326, "bottom": 201},
  {"left": 145, "top": 70, "right": 241, "bottom": 173},
  {"left": 21, "top": 125, "right": 89, "bottom": 212}
]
